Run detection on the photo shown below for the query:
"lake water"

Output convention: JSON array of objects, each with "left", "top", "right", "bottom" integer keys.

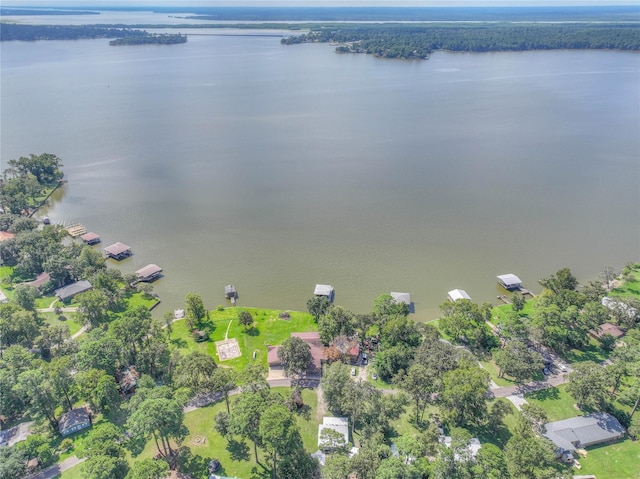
[{"left": 1, "top": 34, "right": 639, "bottom": 320}]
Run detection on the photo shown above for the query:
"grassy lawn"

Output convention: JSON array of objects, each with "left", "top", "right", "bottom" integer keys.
[
  {"left": 490, "top": 300, "right": 534, "bottom": 325},
  {"left": 479, "top": 359, "right": 518, "bottom": 387},
  {"left": 609, "top": 266, "right": 640, "bottom": 299},
  {"left": 40, "top": 311, "right": 83, "bottom": 336},
  {"left": 578, "top": 439, "right": 640, "bottom": 479},
  {"left": 564, "top": 337, "right": 610, "bottom": 365},
  {"left": 169, "top": 307, "right": 317, "bottom": 371},
  {"left": 525, "top": 384, "right": 580, "bottom": 422}
]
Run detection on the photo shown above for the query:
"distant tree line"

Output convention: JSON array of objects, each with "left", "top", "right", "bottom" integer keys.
[
  {"left": 109, "top": 33, "right": 187, "bottom": 46},
  {"left": 282, "top": 23, "right": 640, "bottom": 59},
  {"left": 1, "top": 24, "right": 150, "bottom": 42}
]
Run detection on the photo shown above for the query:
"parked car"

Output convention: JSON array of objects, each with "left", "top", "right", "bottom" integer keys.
[
  {"left": 351, "top": 367, "right": 356, "bottom": 376},
  {"left": 558, "top": 364, "right": 567, "bottom": 372},
  {"left": 543, "top": 368, "right": 550, "bottom": 375},
  {"left": 372, "top": 372, "right": 378, "bottom": 380}
]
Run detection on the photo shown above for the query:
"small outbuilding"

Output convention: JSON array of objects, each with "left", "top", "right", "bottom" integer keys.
[
  {"left": 136, "top": 264, "right": 163, "bottom": 282},
  {"left": 104, "top": 242, "right": 132, "bottom": 260},
  {"left": 497, "top": 273, "right": 522, "bottom": 291},
  {"left": 318, "top": 417, "right": 349, "bottom": 452},
  {"left": 55, "top": 280, "right": 93, "bottom": 302},
  {"left": 58, "top": 407, "right": 91, "bottom": 437},
  {"left": 448, "top": 289, "right": 472, "bottom": 302},
  {"left": 80, "top": 232, "right": 101, "bottom": 245},
  {"left": 314, "top": 284, "right": 335, "bottom": 302}
]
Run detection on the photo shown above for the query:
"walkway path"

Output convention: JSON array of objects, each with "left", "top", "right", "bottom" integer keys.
[{"left": 23, "top": 456, "right": 85, "bottom": 479}]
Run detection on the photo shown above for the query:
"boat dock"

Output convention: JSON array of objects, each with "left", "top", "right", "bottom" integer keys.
[
  {"left": 497, "top": 295, "right": 511, "bottom": 304},
  {"left": 225, "top": 284, "right": 238, "bottom": 306},
  {"left": 65, "top": 224, "right": 87, "bottom": 238}
]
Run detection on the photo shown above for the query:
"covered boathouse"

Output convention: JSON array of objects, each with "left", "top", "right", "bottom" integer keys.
[
  {"left": 136, "top": 264, "right": 163, "bottom": 282},
  {"left": 104, "top": 242, "right": 132, "bottom": 260}
]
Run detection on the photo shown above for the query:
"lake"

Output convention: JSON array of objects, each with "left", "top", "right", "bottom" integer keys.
[{"left": 1, "top": 34, "right": 639, "bottom": 320}]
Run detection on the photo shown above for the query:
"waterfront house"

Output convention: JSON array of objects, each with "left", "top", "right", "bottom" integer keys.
[
  {"left": 314, "top": 284, "right": 335, "bottom": 302},
  {"left": 104, "top": 242, "right": 132, "bottom": 260},
  {"left": 543, "top": 413, "right": 625, "bottom": 455},
  {"left": 55, "top": 280, "right": 92, "bottom": 302},
  {"left": 80, "top": 232, "right": 101, "bottom": 245},
  {"left": 268, "top": 332, "right": 327, "bottom": 376},
  {"left": 448, "top": 289, "right": 472, "bottom": 302},
  {"left": 136, "top": 264, "right": 163, "bottom": 282},
  {"left": 497, "top": 273, "right": 522, "bottom": 290},
  {"left": 58, "top": 407, "right": 91, "bottom": 437}
]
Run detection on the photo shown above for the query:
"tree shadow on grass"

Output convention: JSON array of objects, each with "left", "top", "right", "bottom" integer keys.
[
  {"left": 293, "top": 403, "right": 311, "bottom": 421},
  {"left": 246, "top": 326, "right": 260, "bottom": 337},
  {"left": 170, "top": 338, "right": 188, "bottom": 349},
  {"left": 526, "top": 387, "right": 560, "bottom": 401},
  {"left": 226, "top": 437, "right": 250, "bottom": 462}
]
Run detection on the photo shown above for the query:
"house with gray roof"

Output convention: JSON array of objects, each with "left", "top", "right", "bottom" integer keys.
[
  {"left": 543, "top": 413, "right": 625, "bottom": 453},
  {"left": 55, "top": 280, "right": 92, "bottom": 302},
  {"left": 58, "top": 407, "right": 91, "bottom": 437}
]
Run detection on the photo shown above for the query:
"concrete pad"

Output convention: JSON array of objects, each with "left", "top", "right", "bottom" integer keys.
[
  {"left": 506, "top": 394, "right": 529, "bottom": 411},
  {"left": 215, "top": 338, "right": 241, "bottom": 361}
]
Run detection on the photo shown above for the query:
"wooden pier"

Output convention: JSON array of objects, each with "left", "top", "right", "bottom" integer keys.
[
  {"left": 65, "top": 224, "right": 87, "bottom": 238},
  {"left": 519, "top": 288, "right": 536, "bottom": 298},
  {"left": 497, "top": 295, "right": 511, "bottom": 304}
]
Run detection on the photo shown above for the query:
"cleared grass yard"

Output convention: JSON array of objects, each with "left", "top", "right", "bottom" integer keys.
[
  {"left": 578, "top": 439, "right": 640, "bottom": 479},
  {"left": 169, "top": 307, "right": 317, "bottom": 370},
  {"left": 525, "top": 384, "right": 580, "bottom": 422}
]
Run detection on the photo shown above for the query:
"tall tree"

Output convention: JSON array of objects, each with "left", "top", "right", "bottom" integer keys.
[
  {"left": 566, "top": 361, "right": 612, "bottom": 410},
  {"left": 441, "top": 362, "right": 490, "bottom": 428},
  {"left": 318, "top": 305, "right": 355, "bottom": 345},
  {"left": 126, "top": 397, "right": 186, "bottom": 464},
  {"left": 173, "top": 351, "right": 217, "bottom": 396},
  {"left": 259, "top": 404, "right": 299, "bottom": 479},
  {"left": 307, "top": 296, "right": 330, "bottom": 322},
  {"left": 278, "top": 336, "right": 312, "bottom": 382},
  {"left": 211, "top": 367, "right": 237, "bottom": 414},
  {"left": 238, "top": 310, "right": 254, "bottom": 330},
  {"left": 397, "top": 363, "right": 436, "bottom": 424},
  {"left": 494, "top": 340, "right": 544, "bottom": 382},
  {"left": 184, "top": 292, "right": 208, "bottom": 330}
]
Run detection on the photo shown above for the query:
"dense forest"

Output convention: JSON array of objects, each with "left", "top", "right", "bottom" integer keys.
[
  {"left": 282, "top": 23, "right": 640, "bottom": 59},
  {"left": 109, "top": 33, "right": 187, "bottom": 46},
  {"left": 0, "top": 24, "right": 186, "bottom": 45}
]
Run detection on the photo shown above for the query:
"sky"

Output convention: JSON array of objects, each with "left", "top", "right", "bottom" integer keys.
[{"left": 2, "top": 1, "right": 639, "bottom": 6}]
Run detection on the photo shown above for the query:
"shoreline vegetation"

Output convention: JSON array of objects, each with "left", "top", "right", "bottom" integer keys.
[{"left": 2, "top": 23, "right": 639, "bottom": 59}]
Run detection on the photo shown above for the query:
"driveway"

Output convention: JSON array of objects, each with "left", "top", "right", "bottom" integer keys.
[{"left": 23, "top": 456, "right": 85, "bottom": 479}]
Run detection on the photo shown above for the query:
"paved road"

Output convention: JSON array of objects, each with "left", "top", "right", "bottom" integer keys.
[
  {"left": 490, "top": 373, "right": 569, "bottom": 398},
  {"left": 23, "top": 456, "right": 85, "bottom": 479}
]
